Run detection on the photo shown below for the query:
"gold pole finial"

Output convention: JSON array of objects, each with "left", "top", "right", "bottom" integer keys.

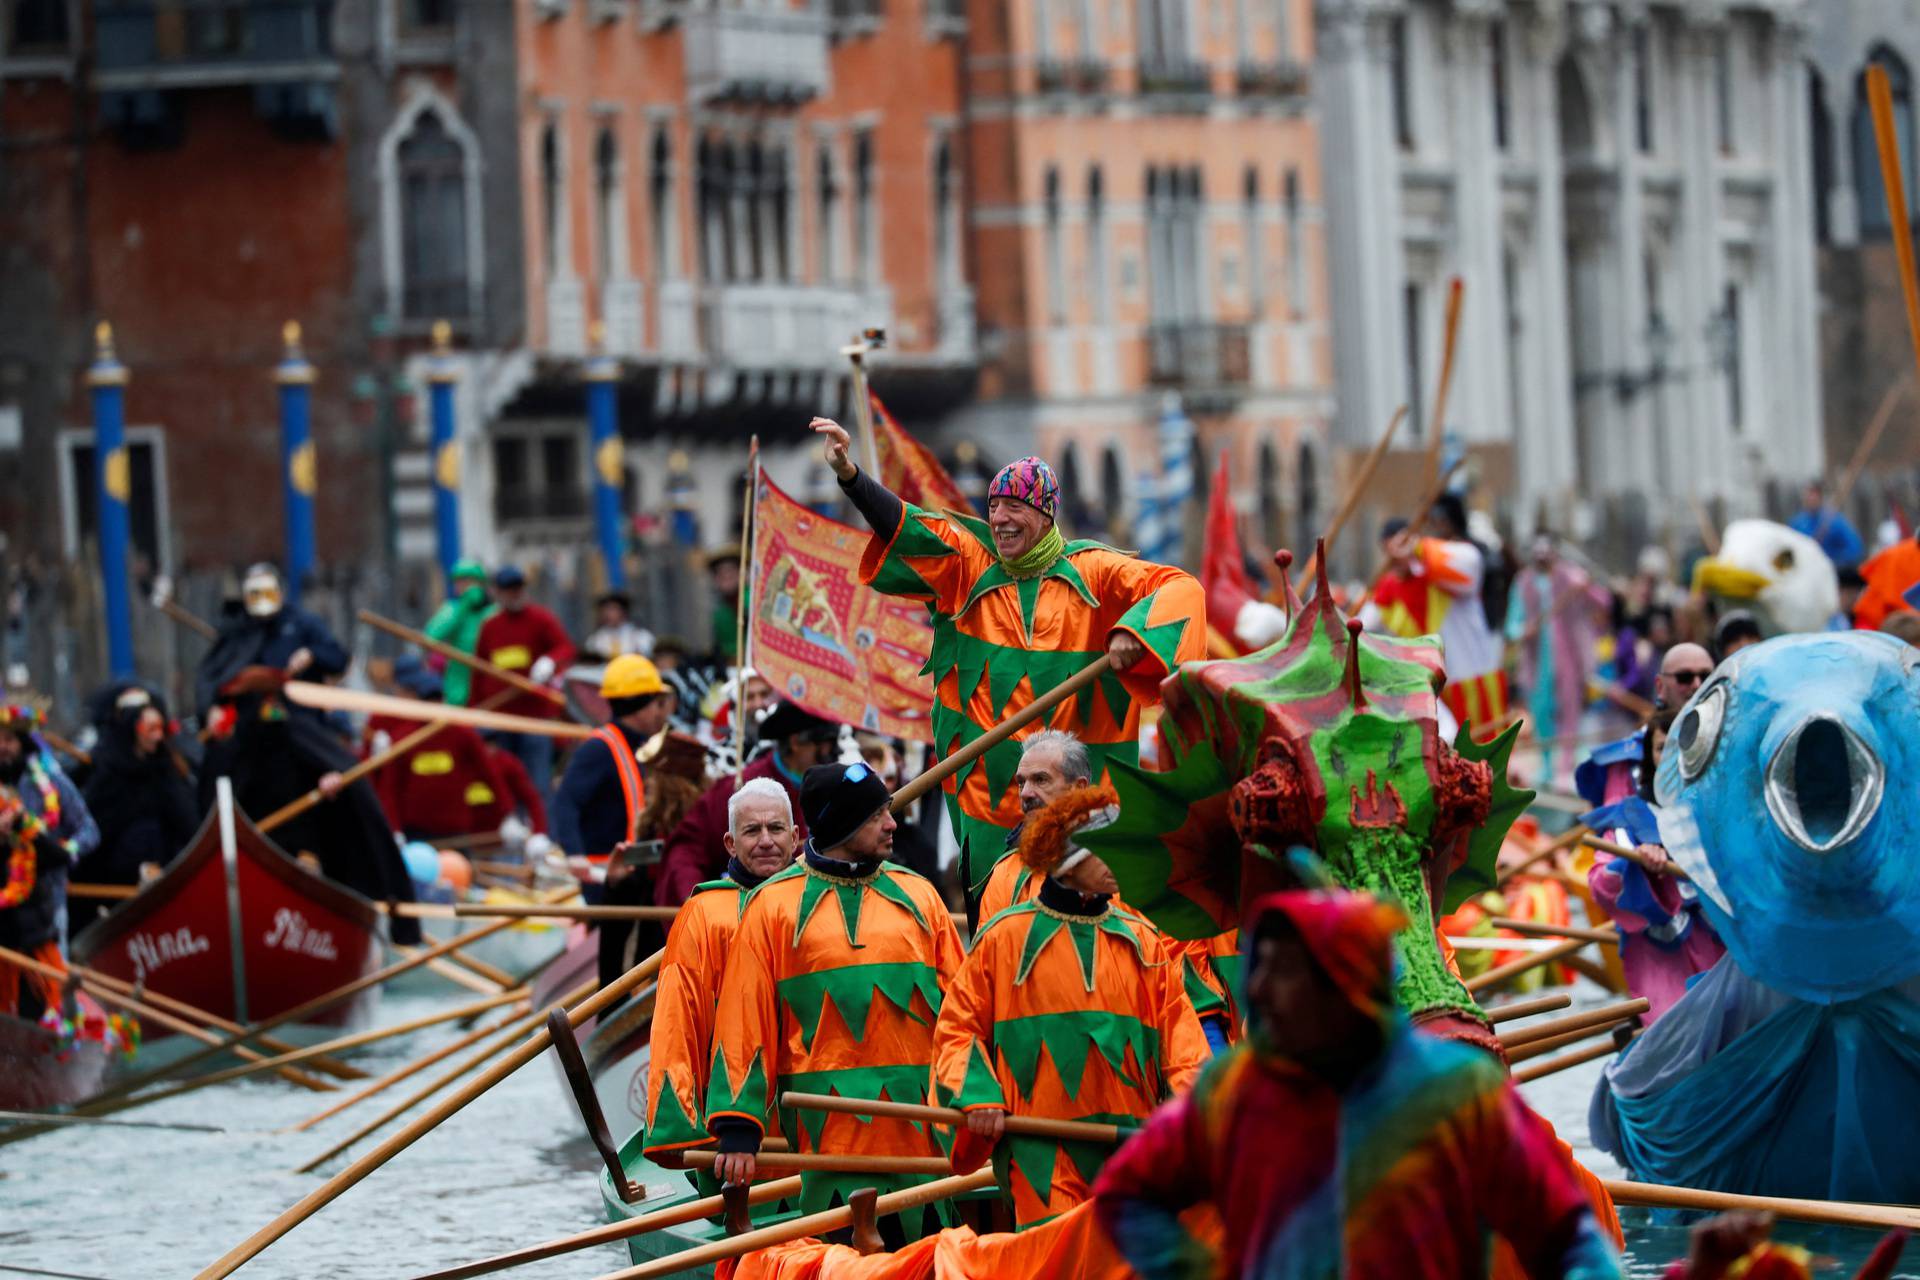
[
  {"left": 431, "top": 319, "right": 452, "bottom": 354},
  {"left": 95, "top": 321, "right": 115, "bottom": 359},
  {"left": 588, "top": 319, "right": 606, "bottom": 351},
  {"left": 283, "top": 320, "right": 303, "bottom": 352}
]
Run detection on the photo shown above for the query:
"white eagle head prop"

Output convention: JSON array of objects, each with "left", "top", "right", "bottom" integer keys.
[{"left": 1693, "top": 519, "right": 1841, "bottom": 636}]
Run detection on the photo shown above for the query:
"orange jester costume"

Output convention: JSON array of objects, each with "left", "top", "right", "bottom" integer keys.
[
  {"left": 932, "top": 795, "right": 1209, "bottom": 1229},
  {"left": 706, "top": 843, "right": 966, "bottom": 1220},
  {"left": 840, "top": 457, "right": 1206, "bottom": 896},
  {"left": 641, "top": 873, "right": 755, "bottom": 1165}
]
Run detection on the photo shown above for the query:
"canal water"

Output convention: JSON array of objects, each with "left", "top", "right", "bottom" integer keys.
[{"left": 0, "top": 984, "right": 1910, "bottom": 1278}]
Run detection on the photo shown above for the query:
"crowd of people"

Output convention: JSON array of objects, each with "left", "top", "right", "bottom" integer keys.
[{"left": 11, "top": 419, "right": 1920, "bottom": 1278}]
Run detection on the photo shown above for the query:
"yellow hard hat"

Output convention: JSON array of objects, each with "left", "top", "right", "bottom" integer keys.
[{"left": 601, "top": 654, "right": 665, "bottom": 699}]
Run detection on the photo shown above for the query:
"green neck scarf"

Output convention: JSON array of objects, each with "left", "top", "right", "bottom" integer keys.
[{"left": 1001, "top": 524, "right": 1064, "bottom": 580}]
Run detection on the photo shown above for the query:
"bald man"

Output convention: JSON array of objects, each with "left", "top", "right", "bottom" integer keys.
[{"left": 1654, "top": 643, "right": 1714, "bottom": 712}]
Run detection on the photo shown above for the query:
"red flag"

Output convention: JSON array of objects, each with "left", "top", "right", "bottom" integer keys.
[
  {"left": 1199, "top": 451, "right": 1256, "bottom": 648},
  {"left": 870, "top": 391, "right": 977, "bottom": 516},
  {"left": 749, "top": 471, "right": 935, "bottom": 742}
]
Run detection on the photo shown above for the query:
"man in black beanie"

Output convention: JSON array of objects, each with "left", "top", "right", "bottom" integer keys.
[{"left": 706, "top": 760, "right": 964, "bottom": 1243}]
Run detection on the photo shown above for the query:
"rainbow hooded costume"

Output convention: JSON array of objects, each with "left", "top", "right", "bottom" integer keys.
[
  {"left": 932, "top": 798, "right": 1209, "bottom": 1229},
  {"left": 841, "top": 457, "right": 1206, "bottom": 895},
  {"left": 1091, "top": 889, "right": 1622, "bottom": 1280}
]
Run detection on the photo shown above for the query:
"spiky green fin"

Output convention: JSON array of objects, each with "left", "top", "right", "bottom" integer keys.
[
  {"left": 1210, "top": 951, "right": 1244, "bottom": 1005},
  {"left": 775, "top": 961, "right": 944, "bottom": 1051},
  {"left": 705, "top": 1046, "right": 771, "bottom": 1129},
  {"left": 1005, "top": 902, "right": 1152, "bottom": 994},
  {"left": 1182, "top": 955, "right": 1227, "bottom": 1015},
  {"left": 995, "top": 1010, "right": 1159, "bottom": 1105},
  {"left": 937, "top": 1039, "right": 1007, "bottom": 1112},
  {"left": 645, "top": 1071, "right": 704, "bottom": 1151},
  {"left": 864, "top": 505, "right": 962, "bottom": 600},
  {"left": 1076, "top": 742, "right": 1237, "bottom": 940},
  {"left": 791, "top": 863, "right": 929, "bottom": 949},
  {"left": 1443, "top": 719, "right": 1534, "bottom": 913},
  {"left": 993, "top": 1111, "right": 1142, "bottom": 1215}
]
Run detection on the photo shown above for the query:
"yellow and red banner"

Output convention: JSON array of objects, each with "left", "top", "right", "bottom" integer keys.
[
  {"left": 751, "top": 470, "right": 936, "bottom": 743},
  {"left": 870, "top": 391, "right": 977, "bottom": 517}
]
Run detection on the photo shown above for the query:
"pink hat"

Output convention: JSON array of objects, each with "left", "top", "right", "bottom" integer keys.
[{"left": 988, "top": 457, "right": 1059, "bottom": 521}]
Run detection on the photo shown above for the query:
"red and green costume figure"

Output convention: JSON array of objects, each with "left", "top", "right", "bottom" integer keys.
[
  {"left": 1077, "top": 547, "right": 1532, "bottom": 1051},
  {"left": 848, "top": 456, "right": 1206, "bottom": 896},
  {"left": 933, "top": 895, "right": 1208, "bottom": 1226},
  {"left": 705, "top": 853, "right": 966, "bottom": 1220}
]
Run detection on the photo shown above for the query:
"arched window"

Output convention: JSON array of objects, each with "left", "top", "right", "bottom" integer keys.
[
  {"left": 1242, "top": 165, "right": 1262, "bottom": 315},
  {"left": 1557, "top": 55, "right": 1595, "bottom": 158},
  {"left": 1258, "top": 439, "right": 1283, "bottom": 552},
  {"left": 1282, "top": 166, "right": 1304, "bottom": 316},
  {"left": 742, "top": 141, "right": 766, "bottom": 281},
  {"left": 853, "top": 129, "right": 877, "bottom": 284},
  {"left": 1044, "top": 166, "right": 1065, "bottom": 325},
  {"left": 1100, "top": 442, "right": 1126, "bottom": 539},
  {"left": 649, "top": 126, "right": 675, "bottom": 280},
  {"left": 540, "top": 122, "right": 563, "bottom": 277},
  {"left": 1810, "top": 65, "right": 1832, "bottom": 246},
  {"left": 1295, "top": 439, "right": 1319, "bottom": 550},
  {"left": 398, "top": 111, "right": 471, "bottom": 319},
  {"left": 9, "top": 0, "right": 69, "bottom": 51},
  {"left": 816, "top": 143, "right": 840, "bottom": 283},
  {"left": 933, "top": 138, "right": 959, "bottom": 289},
  {"left": 594, "top": 126, "right": 623, "bottom": 286},
  {"left": 768, "top": 145, "right": 792, "bottom": 282},
  {"left": 1086, "top": 165, "right": 1107, "bottom": 317},
  {"left": 1854, "top": 46, "right": 1914, "bottom": 240}
]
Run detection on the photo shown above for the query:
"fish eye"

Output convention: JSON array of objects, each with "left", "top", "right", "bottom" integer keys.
[
  {"left": 1676, "top": 683, "right": 1728, "bottom": 781},
  {"left": 1772, "top": 548, "right": 1795, "bottom": 573}
]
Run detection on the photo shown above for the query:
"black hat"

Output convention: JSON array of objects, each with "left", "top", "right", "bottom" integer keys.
[
  {"left": 801, "top": 761, "right": 891, "bottom": 854},
  {"left": 494, "top": 564, "right": 527, "bottom": 588},
  {"left": 596, "top": 591, "right": 632, "bottom": 611},
  {"left": 757, "top": 698, "right": 836, "bottom": 744}
]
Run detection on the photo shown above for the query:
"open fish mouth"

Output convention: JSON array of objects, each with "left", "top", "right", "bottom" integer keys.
[{"left": 1764, "top": 715, "right": 1884, "bottom": 854}]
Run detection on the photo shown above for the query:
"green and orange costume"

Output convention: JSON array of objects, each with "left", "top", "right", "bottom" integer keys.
[
  {"left": 932, "top": 885, "right": 1208, "bottom": 1229},
  {"left": 706, "top": 852, "right": 966, "bottom": 1220},
  {"left": 641, "top": 875, "right": 752, "bottom": 1165},
  {"left": 844, "top": 461, "right": 1206, "bottom": 896}
]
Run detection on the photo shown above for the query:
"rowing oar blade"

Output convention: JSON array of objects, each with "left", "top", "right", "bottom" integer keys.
[{"left": 544, "top": 1008, "right": 641, "bottom": 1204}]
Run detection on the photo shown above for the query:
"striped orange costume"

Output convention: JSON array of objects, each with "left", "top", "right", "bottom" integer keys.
[
  {"left": 932, "top": 893, "right": 1209, "bottom": 1228},
  {"left": 1371, "top": 535, "right": 1510, "bottom": 736},
  {"left": 640, "top": 877, "right": 748, "bottom": 1165},
  {"left": 706, "top": 857, "right": 965, "bottom": 1219}
]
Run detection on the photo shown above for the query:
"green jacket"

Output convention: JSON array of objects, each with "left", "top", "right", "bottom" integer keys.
[{"left": 424, "top": 589, "right": 494, "bottom": 706}]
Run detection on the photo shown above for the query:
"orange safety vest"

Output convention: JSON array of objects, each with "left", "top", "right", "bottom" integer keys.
[{"left": 596, "top": 724, "right": 646, "bottom": 845}]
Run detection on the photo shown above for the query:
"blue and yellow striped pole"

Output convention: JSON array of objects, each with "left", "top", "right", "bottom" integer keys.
[
  {"left": 277, "top": 320, "right": 317, "bottom": 604},
  {"left": 427, "top": 319, "right": 461, "bottom": 587},
  {"left": 87, "top": 322, "right": 134, "bottom": 678},
  {"left": 584, "top": 322, "right": 627, "bottom": 590}
]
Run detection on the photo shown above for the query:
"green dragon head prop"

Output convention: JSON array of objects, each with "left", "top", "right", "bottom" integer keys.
[{"left": 1080, "top": 545, "right": 1532, "bottom": 1048}]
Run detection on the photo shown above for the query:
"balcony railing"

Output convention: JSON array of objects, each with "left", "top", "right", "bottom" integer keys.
[
  {"left": 496, "top": 487, "right": 590, "bottom": 524},
  {"left": 826, "top": 0, "right": 880, "bottom": 34},
  {"left": 924, "top": 0, "right": 965, "bottom": 37},
  {"left": 1036, "top": 57, "right": 1107, "bottom": 94},
  {"left": 95, "top": 0, "right": 336, "bottom": 87},
  {"left": 1135, "top": 57, "right": 1211, "bottom": 101},
  {"left": 1147, "top": 322, "right": 1250, "bottom": 388},
  {"left": 684, "top": 7, "right": 830, "bottom": 106},
  {"left": 698, "top": 282, "right": 867, "bottom": 370},
  {"left": 1235, "top": 57, "right": 1308, "bottom": 98}
]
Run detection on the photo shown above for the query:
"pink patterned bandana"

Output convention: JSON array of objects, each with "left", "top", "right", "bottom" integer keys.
[{"left": 988, "top": 457, "right": 1059, "bottom": 521}]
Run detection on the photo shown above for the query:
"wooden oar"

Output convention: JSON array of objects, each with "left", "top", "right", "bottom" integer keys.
[
  {"left": 780, "top": 1090, "right": 1128, "bottom": 1145},
  {"left": 68, "top": 959, "right": 356, "bottom": 1082},
  {"left": 1505, "top": 1018, "right": 1636, "bottom": 1066},
  {"left": 1299, "top": 405, "right": 1407, "bottom": 584},
  {"left": 591, "top": 1169, "right": 1000, "bottom": 1280},
  {"left": 359, "top": 609, "right": 570, "bottom": 711},
  {"left": 1496, "top": 998, "right": 1646, "bottom": 1053},
  {"left": 66, "top": 882, "right": 137, "bottom": 901},
  {"left": 155, "top": 592, "right": 220, "bottom": 641},
  {"left": 1868, "top": 63, "right": 1920, "bottom": 414},
  {"left": 1421, "top": 276, "right": 1466, "bottom": 495},
  {"left": 891, "top": 656, "right": 1114, "bottom": 813},
  {"left": 285, "top": 1008, "right": 528, "bottom": 1133},
  {"left": 259, "top": 687, "right": 517, "bottom": 835},
  {"left": 1496, "top": 824, "right": 1591, "bottom": 887},
  {"left": 195, "top": 951, "right": 665, "bottom": 1280},
  {"left": 82, "top": 915, "right": 524, "bottom": 1112},
  {"left": 403, "top": 1176, "right": 807, "bottom": 1280},
  {"left": 112, "top": 988, "right": 529, "bottom": 1111},
  {"left": 1464, "top": 936, "right": 1591, "bottom": 996},
  {"left": 1581, "top": 833, "right": 1691, "bottom": 881},
  {"left": 389, "top": 946, "right": 508, "bottom": 996},
  {"left": 682, "top": 1150, "right": 953, "bottom": 1176},
  {"left": 1482, "top": 992, "right": 1572, "bottom": 1025},
  {"left": 295, "top": 994, "right": 585, "bottom": 1173},
  {"left": 452, "top": 903, "right": 681, "bottom": 922},
  {"left": 1833, "top": 376, "right": 1911, "bottom": 512},
  {"left": 0, "top": 1109, "right": 226, "bottom": 1134},
  {"left": 1603, "top": 1178, "right": 1920, "bottom": 1233},
  {"left": 1487, "top": 917, "right": 1619, "bottom": 946},
  {"left": 283, "top": 682, "right": 596, "bottom": 740},
  {"left": 1511, "top": 1033, "right": 1633, "bottom": 1085}
]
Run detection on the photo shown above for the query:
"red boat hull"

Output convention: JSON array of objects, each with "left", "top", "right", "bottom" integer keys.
[
  {"left": 72, "top": 809, "right": 384, "bottom": 1035},
  {"left": 0, "top": 1013, "right": 110, "bottom": 1110}
]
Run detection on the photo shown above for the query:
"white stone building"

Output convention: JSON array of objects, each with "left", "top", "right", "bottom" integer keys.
[{"left": 1317, "top": 0, "right": 1822, "bottom": 557}]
